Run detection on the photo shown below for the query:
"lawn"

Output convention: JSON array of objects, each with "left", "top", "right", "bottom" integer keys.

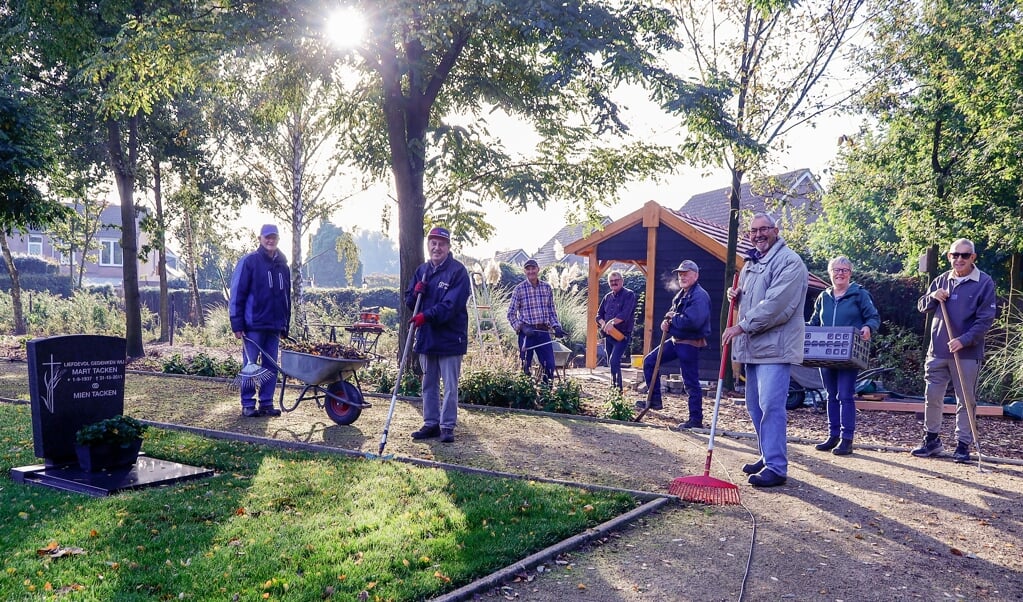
[{"left": 0, "top": 403, "right": 636, "bottom": 600}]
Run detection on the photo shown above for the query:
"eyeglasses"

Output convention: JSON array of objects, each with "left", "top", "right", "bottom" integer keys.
[
  {"left": 748, "top": 226, "right": 775, "bottom": 235},
  {"left": 831, "top": 268, "right": 851, "bottom": 274},
  {"left": 609, "top": 279, "right": 623, "bottom": 284},
  {"left": 948, "top": 252, "right": 973, "bottom": 259}
]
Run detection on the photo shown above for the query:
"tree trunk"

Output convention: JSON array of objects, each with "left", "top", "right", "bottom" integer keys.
[
  {"left": 0, "top": 231, "right": 27, "bottom": 335},
  {"left": 153, "top": 158, "right": 170, "bottom": 341},
  {"left": 721, "top": 168, "right": 744, "bottom": 389},
  {"left": 107, "top": 115, "right": 145, "bottom": 358},
  {"left": 182, "top": 209, "right": 204, "bottom": 327},
  {"left": 290, "top": 123, "right": 304, "bottom": 338}
]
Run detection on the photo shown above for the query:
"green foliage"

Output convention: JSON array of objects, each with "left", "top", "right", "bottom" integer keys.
[
  {"left": 538, "top": 379, "right": 583, "bottom": 414},
  {"left": 870, "top": 322, "right": 926, "bottom": 396},
  {"left": 74, "top": 414, "right": 148, "bottom": 446},
  {"left": 600, "top": 388, "right": 636, "bottom": 421},
  {"left": 978, "top": 301, "right": 1023, "bottom": 405},
  {"left": 459, "top": 369, "right": 541, "bottom": 410},
  {"left": 161, "top": 353, "right": 240, "bottom": 378},
  {"left": 0, "top": 289, "right": 158, "bottom": 338},
  {"left": 853, "top": 272, "right": 927, "bottom": 335}
]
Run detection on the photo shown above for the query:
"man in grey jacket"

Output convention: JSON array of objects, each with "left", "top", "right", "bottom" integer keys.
[{"left": 722, "top": 213, "right": 808, "bottom": 487}]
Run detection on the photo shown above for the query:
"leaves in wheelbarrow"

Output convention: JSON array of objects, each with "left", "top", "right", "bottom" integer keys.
[{"left": 282, "top": 341, "right": 366, "bottom": 360}]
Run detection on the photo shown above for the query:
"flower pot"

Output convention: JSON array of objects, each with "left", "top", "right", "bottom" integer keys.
[{"left": 74, "top": 439, "right": 143, "bottom": 472}]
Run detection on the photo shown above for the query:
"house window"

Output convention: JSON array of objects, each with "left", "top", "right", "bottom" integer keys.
[
  {"left": 28, "top": 235, "right": 43, "bottom": 256},
  {"left": 57, "top": 250, "right": 76, "bottom": 266},
  {"left": 100, "top": 240, "right": 123, "bottom": 266}
]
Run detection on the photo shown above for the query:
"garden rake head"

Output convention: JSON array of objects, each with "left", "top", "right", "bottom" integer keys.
[
  {"left": 668, "top": 464, "right": 741, "bottom": 505},
  {"left": 230, "top": 362, "right": 276, "bottom": 391}
]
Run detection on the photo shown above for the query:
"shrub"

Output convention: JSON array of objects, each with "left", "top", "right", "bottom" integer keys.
[
  {"left": 870, "top": 321, "right": 925, "bottom": 396},
  {"left": 538, "top": 379, "right": 583, "bottom": 414},
  {"left": 978, "top": 300, "right": 1023, "bottom": 405},
  {"left": 459, "top": 369, "right": 538, "bottom": 410},
  {"left": 75, "top": 414, "right": 148, "bottom": 446},
  {"left": 161, "top": 353, "right": 240, "bottom": 377},
  {"left": 600, "top": 388, "right": 635, "bottom": 421}
]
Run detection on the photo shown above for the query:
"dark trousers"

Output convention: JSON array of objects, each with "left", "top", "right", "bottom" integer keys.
[
  {"left": 821, "top": 367, "right": 857, "bottom": 440},
  {"left": 606, "top": 335, "right": 630, "bottom": 391},
  {"left": 643, "top": 340, "right": 703, "bottom": 422},
  {"left": 240, "top": 330, "right": 280, "bottom": 408},
  {"left": 518, "top": 330, "right": 555, "bottom": 381}
]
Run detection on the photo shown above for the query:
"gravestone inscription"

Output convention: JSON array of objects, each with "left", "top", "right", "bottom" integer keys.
[{"left": 27, "top": 335, "right": 127, "bottom": 467}]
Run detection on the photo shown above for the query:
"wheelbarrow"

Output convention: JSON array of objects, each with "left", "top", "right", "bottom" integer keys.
[{"left": 274, "top": 348, "right": 372, "bottom": 426}]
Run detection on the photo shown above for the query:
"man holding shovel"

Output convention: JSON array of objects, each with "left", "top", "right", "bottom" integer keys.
[
  {"left": 406, "top": 227, "right": 470, "bottom": 443},
  {"left": 913, "top": 239, "right": 996, "bottom": 463},
  {"left": 637, "top": 260, "right": 711, "bottom": 421}
]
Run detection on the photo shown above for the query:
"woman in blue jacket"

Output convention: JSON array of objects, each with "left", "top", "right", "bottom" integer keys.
[{"left": 808, "top": 256, "right": 880, "bottom": 456}]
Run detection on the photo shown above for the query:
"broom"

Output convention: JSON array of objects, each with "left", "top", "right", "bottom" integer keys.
[{"left": 668, "top": 273, "right": 741, "bottom": 505}]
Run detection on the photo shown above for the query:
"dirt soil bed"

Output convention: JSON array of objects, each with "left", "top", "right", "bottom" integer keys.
[{"left": 2, "top": 347, "right": 1021, "bottom": 601}]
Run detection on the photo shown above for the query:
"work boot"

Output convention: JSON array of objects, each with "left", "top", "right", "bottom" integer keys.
[
  {"left": 832, "top": 439, "right": 853, "bottom": 456},
  {"left": 411, "top": 425, "right": 441, "bottom": 440},
  {"left": 439, "top": 428, "right": 455, "bottom": 443},
  {"left": 741, "top": 458, "right": 765, "bottom": 475},
  {"left": 259, "top": 405, "right": 281, "bottom": 417},
  {"left": 241, "top": 407, "right": 260, "bottom": 418},
  {"left": 910, "top": 432, "right": 943, "bottom": 457},
  {"left": 748, "top": 468, "right": 787, "bottom": 488},
  {"left": 634, "top": 400, "right": 662, "bottom": 410},
  {"left": 677, "top": 418, "right": 703, "bottom": 429},
  {"left": 815, "top": 436, "right": 840, "bottom": 451},
  {"left": 952, "top": 441, "right": 971, "bottom": 463}
]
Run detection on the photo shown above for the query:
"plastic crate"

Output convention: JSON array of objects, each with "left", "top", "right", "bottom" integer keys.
[{"left": 801, "top": 326, "right": 869, "bottom": 370}]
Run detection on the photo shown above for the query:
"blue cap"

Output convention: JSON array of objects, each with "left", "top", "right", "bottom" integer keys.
[
  {"left": 672, "top": 260, "right": 699, "bottom": 273},
  {"left": 260, "top": 224, "right": 279, "bottom": 237},
  {"left": 427, "top": 226, "right": 450, "bottom": 241}
]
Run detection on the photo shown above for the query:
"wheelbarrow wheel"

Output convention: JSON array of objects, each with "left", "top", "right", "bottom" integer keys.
[
  {"left": 786, "top": 379, "right": 806, "bottom": 410},
  {"left": 324, "top": 381, "right": 363, "bottom": 426}
]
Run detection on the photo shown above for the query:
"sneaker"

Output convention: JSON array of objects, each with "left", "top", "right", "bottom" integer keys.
[
  {"left": 748, "top": 468, "right": 787, "bottom": 488},
  {"left": 259, "top": 406, "right": 281, "bottom": 417},
  {"left": 741, "top": 459, "right": 765, "bottom": 475},
  {"left": 411, "top": 425, "right": 441, "bottom": 440},
  {"left": 439, "top": 429, "right": 455, "bottom": 443},
  {"left": 832, "top": 439, "right": 853, "bottom": 456},
  {"left": 952, "top": 441, "right": 971, "bottom": 463},
  {"left": 677, "top": 419, "right": 703, "bottom": 429},
  {"left": 241, "top": 407, "right": 261, "bottom": 418},
  {"left": 815, "top": 436, "right": 840, "bottom": 451},
  {"left": 910, "top": 434, "right": 943, "bottom": 457}
]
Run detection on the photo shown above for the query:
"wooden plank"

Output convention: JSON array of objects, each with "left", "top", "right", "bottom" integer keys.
[{"left": 854, "top": 399, "right": 1003, "bottom": 416}]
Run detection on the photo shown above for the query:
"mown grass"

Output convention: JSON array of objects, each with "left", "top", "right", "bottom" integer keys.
[{"left": 0, "top": 403, "right": 636, "bottom": 601}]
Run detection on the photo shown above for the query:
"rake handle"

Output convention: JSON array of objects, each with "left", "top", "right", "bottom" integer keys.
[
  {"left": 633, "top": 325, "right": 671, "bottom": 422},
  {"left": 702, "top": 273, "right": 740, "bottom": 476},
  {"left": 937, "top": 298, "right": 984, "bottom": 463},
  {"left": 377, "top": 272, "right": 427, "bottom": 456}
]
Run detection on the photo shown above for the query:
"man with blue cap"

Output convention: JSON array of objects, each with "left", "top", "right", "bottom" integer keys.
[
  {"left": 405, "top": 226, "right": 470, "bottom": 443},
  {"left": 230, "top": 224, "right": 291, "bottom": 417}
]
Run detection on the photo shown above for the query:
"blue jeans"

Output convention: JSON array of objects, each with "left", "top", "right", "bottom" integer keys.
[
  {"left": 643, "top": 341, "right": 702, "bottom": 420},
  {"left": 606, "top": 335, "right": 630, "bottom": 391},
  {"left": 420, "top": 354, "right": 462, "bottom": 431},
  {"left": 518, "top": 331, "right": 556, "bottom": 381},
  {"left": 821, "top": 368, "right": 857, "bottom": 440},
  {"left": 745, "top": 363, "right": 790, "bottom": 477},
  {"left": 240, "top": 330, "right": 280, "bottom": 409}
]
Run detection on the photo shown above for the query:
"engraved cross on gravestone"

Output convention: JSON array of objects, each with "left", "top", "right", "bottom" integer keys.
[{"left": 27, "top": 335, "right": 127, "bottom": 467}]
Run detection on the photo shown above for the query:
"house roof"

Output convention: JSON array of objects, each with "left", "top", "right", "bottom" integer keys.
[
  {"left": 678, "top": 168, "right": 823, "bottom": 226},
  {"left": 493, "top": 249, "right": 530, "bottom": 265},
  {"left": 531, "top": 216, "right": 612, "bottom": 268}
]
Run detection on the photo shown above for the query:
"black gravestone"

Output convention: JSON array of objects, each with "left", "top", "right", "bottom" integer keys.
[
  {"left": 27, "top": 335, "right": 127, "bottom": 467},
  {"left": 12, "top": 334, "right": 214, "bottom": 496}
]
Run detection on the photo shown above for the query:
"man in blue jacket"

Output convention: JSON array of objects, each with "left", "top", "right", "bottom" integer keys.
[
  {"left": 639, "top": 260, "right": 711, "bottom": 424},
  {"left": 230, "top": 224, "right": 291, "bottom": 418},
  {"left": 913, "top": 238, "right": 997, "bottom": 463},
  {"left": 406, "top": 227, "right": 470, "bottom": 443}
]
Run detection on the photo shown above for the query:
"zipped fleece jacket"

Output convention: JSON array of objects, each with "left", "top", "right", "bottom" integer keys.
[
  {"left": 808, "top": 283, "right": 881, "bottom": 333},
  {"left": 731, "top": 237, "right": 808, "bottom": 365},
  {"left": 917, "top": 267, "right": 997, "bottom": 361},
  {"left": 229, "top": 246, "right": 291, "bottom": 334},
  {"left": 405, "top": 256, "right": 470, "bottom": 356}
]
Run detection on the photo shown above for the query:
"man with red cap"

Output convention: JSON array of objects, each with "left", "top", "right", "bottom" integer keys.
[{"left": 405, "top": 226, "right": 470, "bottom": 443}]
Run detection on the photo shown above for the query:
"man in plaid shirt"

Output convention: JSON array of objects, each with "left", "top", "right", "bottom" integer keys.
[{"left": 507, "top": 259, "right": 566, "bottom": 381}]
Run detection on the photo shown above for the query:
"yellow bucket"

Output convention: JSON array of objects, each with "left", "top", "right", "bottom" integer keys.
[{"left": 631, "top": 356, "right": 643, "bottom": 369}]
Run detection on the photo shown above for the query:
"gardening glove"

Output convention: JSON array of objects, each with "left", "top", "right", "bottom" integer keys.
[
  {"left": 410, "top": 313, "right": 427, "bottom": 328},
  {"left": 553, "top": 326, "right": 566, "bottom": 338},
  {"left": 520, "top": 324, "right": 534, "bottom": 336},
  {"left": 414, "top": 281, "right": 428, "bottom": 295}
]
